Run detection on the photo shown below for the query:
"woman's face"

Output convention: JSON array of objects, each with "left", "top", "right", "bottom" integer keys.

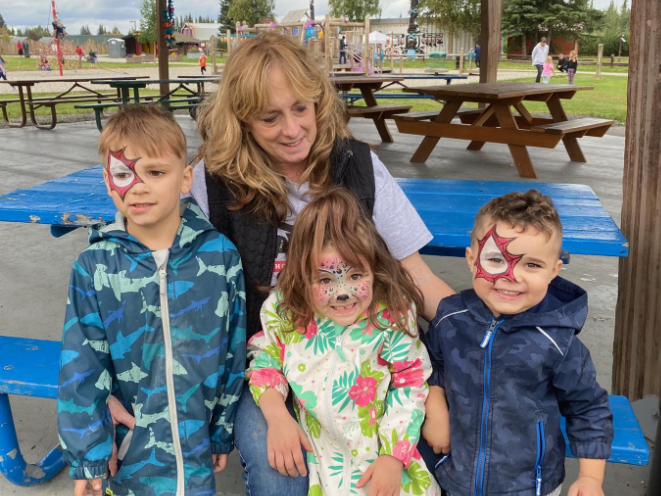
[{"left": 248, "top": 66, "right": 317, "bottom": 179}]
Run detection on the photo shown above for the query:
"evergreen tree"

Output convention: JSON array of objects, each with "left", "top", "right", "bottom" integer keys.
[
  {"left": 218, "top": 0, "right": 233, "bottom": 32},
  {"left": 80, "top": 25, "right": 92, "bottom": 35},
  {"left": 17, "top": 28, "right": 23, "bottom": 37},
  {"left": 0, "top": 13, "right": 6, "bottom": 29},
  {"left": 98, "top": 24, "right": 107, "bottom": 35},
  {"left": 328, "top": 0, "right": 381, "bottom": 22},
  {"left": 227, "top": 0, "right": 275, "bottom": 27},
  {"left": 138, "top": 0, "right": 157, "bottom": 43}
]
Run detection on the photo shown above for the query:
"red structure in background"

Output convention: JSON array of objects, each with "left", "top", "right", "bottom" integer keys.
[
  {"left": 506, "top": 35, "right": 576, "bottom": 59},
  {"left": 51, "top": 1, "right": 63, "bottom": 76}
]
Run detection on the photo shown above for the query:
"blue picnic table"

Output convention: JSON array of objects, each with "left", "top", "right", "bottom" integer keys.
[{"left": 0, "top": 167, "right": 640, "bottom": 487}]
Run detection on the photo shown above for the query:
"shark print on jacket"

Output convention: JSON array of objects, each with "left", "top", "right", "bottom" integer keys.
[{"left": 57, "top": 199, "right": 247, "bottom": 496}]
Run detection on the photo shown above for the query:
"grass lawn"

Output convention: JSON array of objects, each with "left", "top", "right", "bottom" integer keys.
[{"left": 379, "top": 58, "right": 628, "bottom": 74}]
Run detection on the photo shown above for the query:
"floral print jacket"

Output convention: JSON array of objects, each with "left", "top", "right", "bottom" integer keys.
[{"left": 247, "top": 292, "right": 440, "bottom": 496}]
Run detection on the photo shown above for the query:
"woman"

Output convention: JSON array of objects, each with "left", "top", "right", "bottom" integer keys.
[
  {"left": 0, "top": 55, "right": 7, "bottom": 81},
  {"left": 110, "top": 32, "right": 453, "bottom": 495}
]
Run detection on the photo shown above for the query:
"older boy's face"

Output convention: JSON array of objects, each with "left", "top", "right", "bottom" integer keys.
[
  {"left": 103, "top": 145, "right": 192, "bottom": 234},
  {"left": 466, "top": 220, "right": 563, "bottom": 317}
]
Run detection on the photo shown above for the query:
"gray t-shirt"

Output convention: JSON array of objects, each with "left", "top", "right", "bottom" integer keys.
[{"left": 188, "top": 151, "right": 432, "bottom": 284}]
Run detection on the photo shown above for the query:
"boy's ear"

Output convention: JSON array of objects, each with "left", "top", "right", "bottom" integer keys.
[
  {"left": 102, "top": 167, "right": 112, "bottom": 196},
  {"left": 180, "top": 164, "right": 194, "bottom": 195},
  {"left": 550, "top": 258, "right": 563, "bottom": 279},
  {"left": 465, "top": 246, "right": 476, "bottom": 273}
]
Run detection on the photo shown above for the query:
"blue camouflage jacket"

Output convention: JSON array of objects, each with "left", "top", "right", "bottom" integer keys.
[
  {"left": 423, "top": 277, "right": 613, "bottom": 496},
  {"left": 57, "top": 200, "right": 247, "bottom": 496}
]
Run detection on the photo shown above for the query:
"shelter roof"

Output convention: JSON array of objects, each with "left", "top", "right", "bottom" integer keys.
[
  {"left": 174, "top": 32, "right": 202, "bottom": 44},
  {"left": 182, "top": 23, "right": 222, "bottom": 41},
  {"left": 281, "top": 9, "right": 309, "bottom": 23}
]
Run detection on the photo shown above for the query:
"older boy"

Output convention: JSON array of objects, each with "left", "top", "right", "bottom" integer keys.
[
  {"left": 422, "top": 190, "right": 613, "bottom": 496},
  {"left": 57, "top": 105, "right": 246, "bottom": 496}
]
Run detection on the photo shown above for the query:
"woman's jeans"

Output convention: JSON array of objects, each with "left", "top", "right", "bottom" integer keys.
[
  {"left": 234, "top": 381, "right": 442, "bottom": 495},
  {"left": 567, "top": 68, "right": 576, "bottom": 85},
  {"left": 535, "top": 64, "right": 543, "bottom": 83}
]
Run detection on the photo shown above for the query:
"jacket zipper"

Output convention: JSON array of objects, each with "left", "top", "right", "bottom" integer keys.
[
  {"left": 533, "top": 420, "right": 546, "bottom": 496},
  {"left": 473, "top": 318, "right": 502, "bottom": 496},
  {"left": 326, "top": 326, "right": 349, "bottom": 496},
  {"left": 159, "top": 262, "right": 185, "bottom": 496}
]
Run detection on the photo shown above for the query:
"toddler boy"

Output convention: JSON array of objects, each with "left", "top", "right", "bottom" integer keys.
[
  {"left": 422, "top": 190, "right": 613, "bottom": 496},
  {"left": 57, "top": 105, "right": 246, "bottom": 496}
]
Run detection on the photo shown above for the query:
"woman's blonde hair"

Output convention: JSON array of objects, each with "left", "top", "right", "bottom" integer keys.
[
  {"left": 197, "top": 32, "right": 352, "bottom": 219},
  {"left": 277, "top": 187, "right": 423, "bottom": 336},
  {"left": 569, "top": 50, "right": 577, "bottom": 62}
]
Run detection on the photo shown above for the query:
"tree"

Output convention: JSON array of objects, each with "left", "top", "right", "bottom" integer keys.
[
  {"left": 328, "top": 0, "right": 381, "bottom": 22},
  {"left": 0, "top": 26, "right": 10, "bottom": 42},
  {"left": 112, "top": 26, "right": 122, "bottom": 34},
  {"left": 80, "top": 25, "right": 91, "bottom": 35},
  {"left": 0, "top": 12, "right": 5, "bottom": 29},
  {"left": 419, "top": 0, "right": 480, "bottom": 38},
  {"left": 227, "top": 0, "right": 275, "bottom": 27},
  {"left": 16, "top": 28, "right": 23, "bottom": 37},
  {"left": 138, "top": 0, "right": 157, "bottom": 43},
  {"left": 97, "top": 24, "right": 107, "bottom": 35},
  {"left": 25, "top": 26, "right": 49, "bottom": 41},
  {"left": 218, "top": 0, "right": 234, "bottom": 34}
]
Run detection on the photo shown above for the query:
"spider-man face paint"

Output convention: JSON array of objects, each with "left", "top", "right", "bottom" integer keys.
[
  {"left": 474, "top": 225, "right": 523, "bottom": 283},
  {"left": 107, "top": 149, "right": 143, "bottom": 200}
]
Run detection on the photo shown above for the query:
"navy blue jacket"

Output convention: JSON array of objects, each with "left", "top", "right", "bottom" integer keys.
[{"left": 423, "top": 277, "right": 613, "bottom": 496}]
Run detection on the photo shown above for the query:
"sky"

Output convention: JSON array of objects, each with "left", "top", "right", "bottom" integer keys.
[{"left": 2, "top": 0, "right": 618, "bottom": 35}]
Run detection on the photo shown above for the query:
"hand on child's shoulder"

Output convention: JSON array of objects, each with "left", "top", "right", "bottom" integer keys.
[{"left": 567, "top": 476, "right": 605, "bottom": 496}]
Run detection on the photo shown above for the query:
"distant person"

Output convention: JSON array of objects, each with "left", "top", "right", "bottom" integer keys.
[
  {"left": 556, "top": 53, "right": 568, "bottom": 73},
  {"left": 88, "top": 50, "right": 97, "bottom": 68},
  {"left": 566, "top": 50, "right": 579, "bottom": 85},
  {"left": 338, "top": 35, "right": 347, "bottom": 64},
  {"left": 531, "top": 37, "right": 549, "bottom": 83},
  {"left": 17, "top": 40, "right": 23, "bottom": 56},
  {"left": 474, "top": 42, "right": 481, "bottom": 68},
  {"left": 75, "top": 45, "right": 84, "bottom": 68},
  {"left": 241, "top": 20, "right": 249, "bottom": 30},
  {"left": 199, "top": 50, "right": 207, "bottom": 74},
  {"left": 542, "top": 55, "right": 555, "bottom": 83},
  {"left": 23, "top": 40, "right": 30, "bottom": 58},
  {"left": 0, "top": 55, "right": 7, "bottom": 80}
]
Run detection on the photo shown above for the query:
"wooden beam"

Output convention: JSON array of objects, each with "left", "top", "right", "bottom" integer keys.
[
  {"left": 612, "top": 0, "right": 661, "bottom": 401},
  {"left": 157, "top": 0, "right": 169, "bottom": 98},
  {"left": 480, "top": 0, "right": 503, "bottom": 84}
]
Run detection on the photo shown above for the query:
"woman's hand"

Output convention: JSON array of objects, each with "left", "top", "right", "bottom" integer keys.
[
  {"left": 355, "top": 455, "right": 404, "bottom": 496},
  {"left": 73, "top": 479, "right": 102, "bottom": 496},
  {"left": 107, "top": 395, "right": 136, "bottom": 476},
  {"left": 422, "top": 386, "right": 451, "bottom": 454},
  {"left": 212, "top": 454, "right": 228, "bottom": 473}
]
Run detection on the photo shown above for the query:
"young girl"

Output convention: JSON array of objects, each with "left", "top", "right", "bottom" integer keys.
[
  {"left": 542, "top": 55, "right": 555, "bottom": 84},
  {"left": 247, "top": 188, "right": 440, "bottom": 496},
  {"left": 567, "top": 50, "right": 578, "bottom": 85}
]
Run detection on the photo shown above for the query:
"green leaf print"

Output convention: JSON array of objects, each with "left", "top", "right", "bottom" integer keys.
[
  {"left": 402, "top": 461, "right": 432, "bottom": 495},
  {"left": 359, "top": 360, "right": 385, "bottom": 384},
  {"left": 263, "top": 308, "right": 295, "bottom": 334},
  {"left": 306, "top": 320, "right": 335, "bottom": 355},
  {"left": 329, "top": 452, "right": 346, "bottom": 488},
  {"left": 381, "top": 331, "right": 412, "bottom": 364},
  {"left": 305, "top": 411, "right": 322, "bottom": 439},
  {"left": 349, "top": 319, "right": 382, "bottom": 348},
  {"left": 308, "top": 484, "right": 325, "bottom": 496},
  {"left": 332, "top": 368, "right": 358, "bottom": 413},
  {"left": 357, "top": 400, "right": 384, "bottom": 438},
  {"left": 407, "top": 409, "right": 424, "bottom": 442},
  {"left": 290, "top": 381, "right": 318, "bottom": 416},
  {"left": 386, "top": 386, "right": 412, "bottom": 408}
]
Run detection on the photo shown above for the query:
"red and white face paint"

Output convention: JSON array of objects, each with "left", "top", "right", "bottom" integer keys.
[
  {"left": 474, "top": 225, "right": 523, "bottom": 283},
  {"left": 107, "top": 149, "right": 143, "bottom": 200}
]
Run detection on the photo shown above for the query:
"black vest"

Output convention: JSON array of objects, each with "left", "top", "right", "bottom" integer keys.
[{"left": 205, "top": 138, "right": 375, "bottom": 339}]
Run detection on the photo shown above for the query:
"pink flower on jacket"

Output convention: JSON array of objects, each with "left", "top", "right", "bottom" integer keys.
[
  {"left": 391, "top": 358, "right": 425, "bottom": 388},
  {"left": 368, "top": 405, "right": 378, "bottom": 426},
  {"left": 305, "top": 319, "right": 318, "bottom": 340},
  {"left": 275, "top": 335, "right": 285, "bottom": 362},
  {"left": 248, "top": 368, "right": 287, "bottom": 389},
  {"left": 349, "top": 376, "right": 378, "bottom": 407},
  {"left": 392, "top": 439, "right": 417, "bottom": 467}
]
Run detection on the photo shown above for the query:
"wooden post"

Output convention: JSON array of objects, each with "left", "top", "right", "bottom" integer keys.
[
  {"left": 325, "top": 15, "right": 332, "bottom": 74},
  {"left": 156, "top": 0, "right": 169, "bottom": 98},
  {"left": 227, "top": 29, "right": 232, "bottom": 57},
  {"left": 480, "top": 0, "right": 503, "bottom": 84},
  {"left": 400, "top": 54, "right": 403, "bottom": 74},
  {"left": 210, "top": 35, "right": 216, "bottom": 74},
  {"left": 612, "top": 0, "right": 661, "bottom": 402},
  {"left": 649, "top": 398, "right": 661, "bottom": 496},
  {"left": 596, "top": 43, "right": 604, "bottom": 78},
  {"left": 459, "top": 48, "right": 465, "bottom": 74},
  {"left": 390, "top": 31, "right": 394, "bottom": 71},
  {"left": 364, "top": 15, "right": 370, "bottom": 75}
]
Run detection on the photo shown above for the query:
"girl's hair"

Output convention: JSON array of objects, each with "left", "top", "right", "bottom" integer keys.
[
  {"left": 277, "top": 187, "right": 423, "bottom": 336},
  {"left": 570, "top": 50, "right": 577, "bottom": 62},
  {"left": 546, "top": 56, "right": 553, "bottom": 63},
  {"left": 196, "top": 32, "right": 352, "bottom": 220}
]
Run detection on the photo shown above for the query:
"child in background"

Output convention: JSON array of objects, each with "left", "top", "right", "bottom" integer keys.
[
  {"left": 200, "top": 51, "right": 207, "bottom": 74},
  {"left": 247, "top": 188, "right": 440, "bottom": 496},
  {"left": 57, "top": 105, "right": 246, "bottom": 496},
  {"left": 422, "top": 190, "right": 613, "bottom": 496},
  {"left": 0, "top": 55, "right": 7, "bottom": 80},
  {"left": 542, "top": 55, "right": 555, "bottom": 83},
  {"left": 567, "top": 51, "right": 579, "bottom": 85}
]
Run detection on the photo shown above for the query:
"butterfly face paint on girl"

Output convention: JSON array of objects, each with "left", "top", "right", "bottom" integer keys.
[
  {"left": 474, "top": 225, "right": 523, "bottom": 283},
  {"left": 107, "top": 149, "right": 143, "bottom": 200},
  {"left": 312, "top": 245, "right": 374, "bottom": 326}
]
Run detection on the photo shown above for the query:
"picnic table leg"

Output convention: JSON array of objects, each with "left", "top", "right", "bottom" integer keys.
[
  {"left": 94, "top": 108, "right": 104, "bottom": 132},
  {"left": 359, "top": 85, "right": 394, "bottom": 143},
  {"left": 2, "top": 85, "right": 28, "bottom": 128},
  {"left": 410, "top": 100, "right": 462, "bottom": 163},
  {"left": 547, "top": 95, "right": 587, "bottom": 163},
  {"left": 466, "top": 105, "right": 496, "bottom": 151},
  {"left": 649, "top": 398, "right": 661, "bottom": 496},
  {"left": 491, "top": 103, "right": 538, "bottom": 179},
  {"left": 0, "top": 394, "right": 65, "bottom": 486}
]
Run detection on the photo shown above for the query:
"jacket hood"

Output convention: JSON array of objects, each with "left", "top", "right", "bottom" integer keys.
[
  {"left": 461, "top": 276, "right": 588, "bottom": 334},
  {"left": 88, "top": 198, "right": 215, "bottom": 256}
]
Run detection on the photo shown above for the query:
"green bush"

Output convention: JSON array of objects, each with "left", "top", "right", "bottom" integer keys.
[{"left": 579, "top": 33, "right": 629, "bottom": 57}]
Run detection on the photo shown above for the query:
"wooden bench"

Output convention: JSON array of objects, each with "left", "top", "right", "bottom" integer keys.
[
  {"left": 0, "top": 336, "right": 64, "bottom": 486},
  {"left": 531, "top": 117, "right": 615, "bottom": 137},
  {"left": 0, "top": 334, "right": 648, "bottom": 487},
  {"left": 392, "top": 108, "right": 487, "bottom": 123},
  {"left": 346, "top": 104, "right": 412, "bottom": 120},
  {"left": 76, "top": 96, "right": 201, "bottom": 132}
]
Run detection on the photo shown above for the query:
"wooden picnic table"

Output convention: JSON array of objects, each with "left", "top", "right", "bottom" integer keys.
[
  {"left": 329, "top": 75, "right": 412, "bottom": 143},
  {"left": 0, "top": 76, "right": 149, "bottom": 130},
  {"left": 393, "top": 82, "right": 614, "bottom": 179},
  {"left": 0, "top": 165, "right": 628, "bottom": 258},
  {"left": 90, "top": 76, "right": 220, "bottom": 104}
]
